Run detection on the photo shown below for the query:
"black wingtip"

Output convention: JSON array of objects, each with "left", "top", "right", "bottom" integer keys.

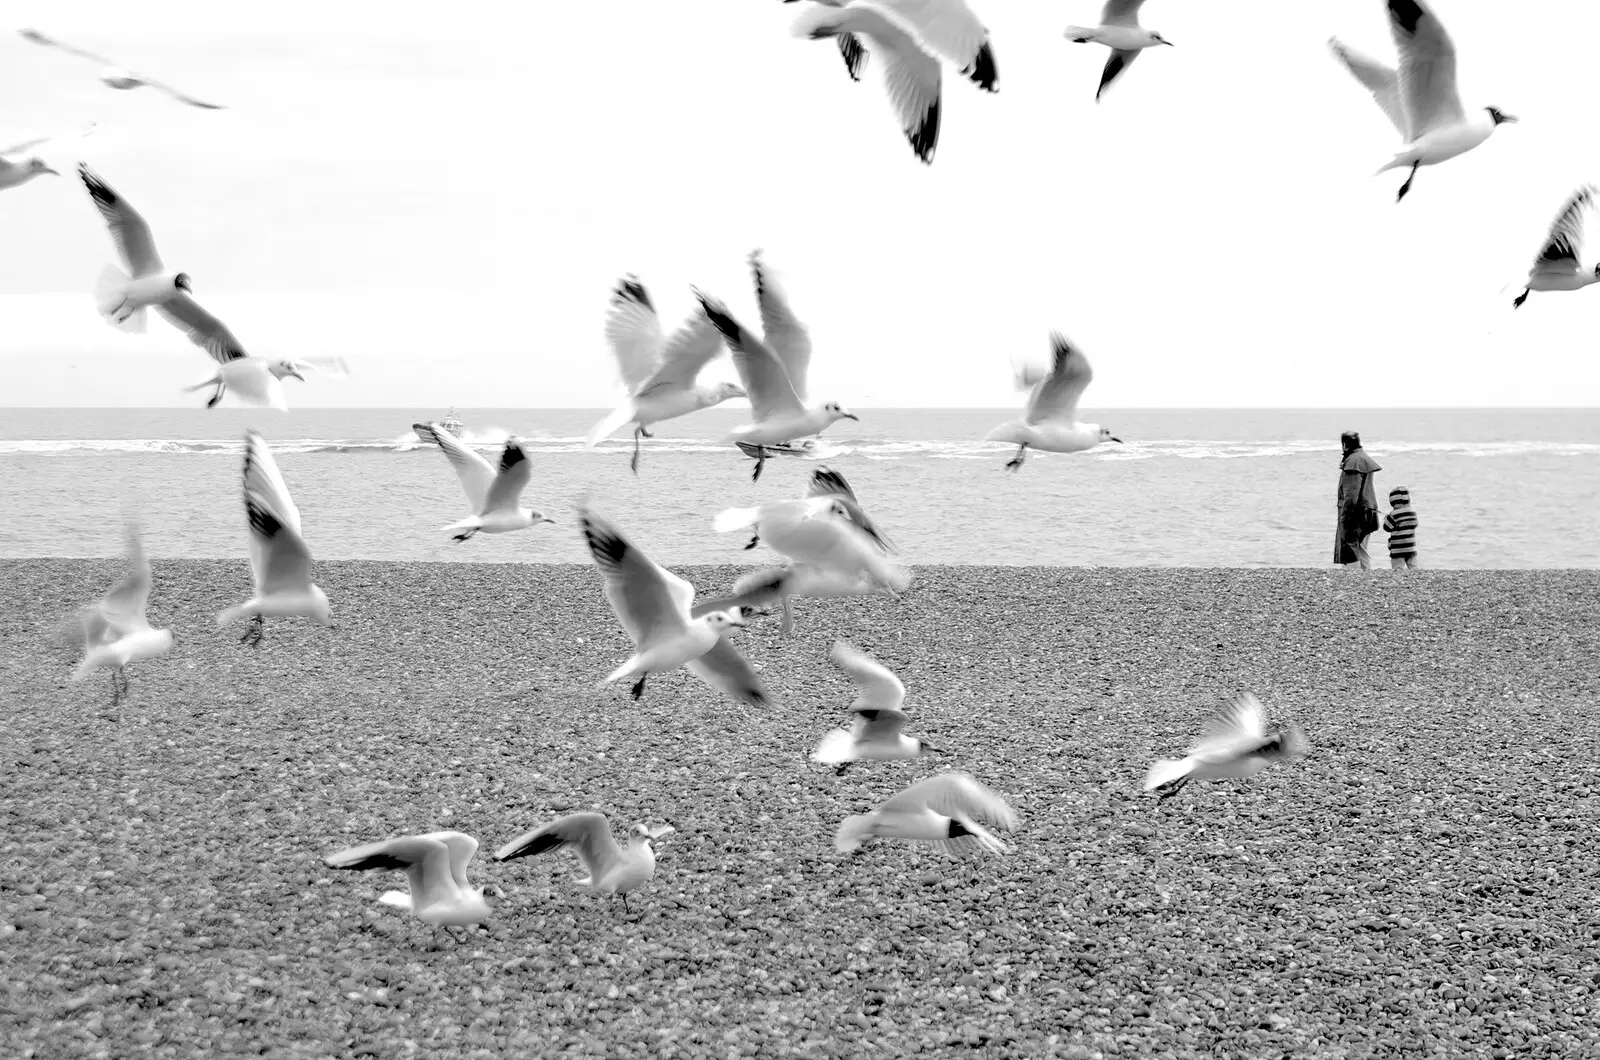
[
  {"left": 499, "top": 439, "right": 528, "bottom": 473},
  {"left": 964, "top": 40, "right": 998, "bottom": 93},
  {"left": 492, "top": 831, "right": 563, "bottom": 862},
  {"left": 245, "top": 496, "right": 283, "bottom": 541},
  {"left": 910, "top": 97, "right": 940, "bottom": 164},
  {"left": 1387, "top": 0, "right": 1425, "bottom": 35},
  {"left": 614, "top": 274, "right": 652, "bottom": 311},
  {"left": 580, "top": 510, "right": 629, "bottom": 569},
  {"left": 694, "top": 291, "right": 741, "bottom": 345}
]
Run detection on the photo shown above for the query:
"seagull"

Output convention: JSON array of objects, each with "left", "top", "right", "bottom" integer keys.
[
  {"left": 985, "top": 332, "right": 1122, "bottom": 471},
  {"left": 324, "top": 831, "right": 501, "bottom": 934},
  {"left": 18, "top": 29, "right": 227, "bottom": 109},
  {"left": 835, "top": 772, "right": 1018, "bottom": 856},
  {"left": 0, "top": 125, "right": 92, "bottom": 190},
  {"left": 585, "top": 275, "right": 746, "bottom": 473},
  {"left": 741, "top": 465, "right": 898, "bottom": 553},
  {"left": 216, "top": 431, "right": 334, "bottom": 646},
  {"left": 812, "top": 641, "right": 944, "bottom": 774},
  {"left": 1512, "top": 186, "right": 1600, "bottom": 309},
  {"left": 493, "top": 814, "right": 676, "bottom": 912},
  {"left": 580, "top": 507, "right": 770, "bottom": 706},
  {"left": 694, "top": 281, "right": 857, "bottom": 484},
  {"left": 1143, "top": 693, "right": 1310, "bottom": 801},
  {"left": 690, "top": 562, "right": 906, "bottom": 635},
  {"left": 1064, "top": 0, "right": 1174, "bottom": 101},
  {"left": 70, "top": 520, "right": 175, "bottom": 705},
  {"left": 411, "top": 422, "right": 553, "bottom": 541},
  {"left": 182, "top": 355, "right": 351, "bottom": 412},
  {"left": 712, "top": 492, "right": 910, "bottom": 598},
  {"left": 787, "top": 0, "right": 997, "bottom": 165},
  {"left": 1328, "top": 1, "right": 1516, "bottom": 204}
]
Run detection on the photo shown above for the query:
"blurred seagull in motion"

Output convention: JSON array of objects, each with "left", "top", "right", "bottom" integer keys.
[
  {"left": 183, "top": 355, "right": 350, "bottom": 413},
  {"left": 1328, "top": 0, "right": 1516, "bottom": 203},
  {"left": 740, "top": 465, "right": 898, "bottom": 555},
  {"left": 217, "top": 431, "right": 334, "bottom": 646},
  {"left": 585, "top": 275, "right": 746, "bottom": 473},
  {"left": 1064, "top": 0, "right": 1174, "bottom": 101},
  {"left": 985, "top": 332, "right": 1122, "bottom": 471},
  {"left": 812, "top": 641, "right": 944, "bottom": 774},
  {"left": 1144, "top": 693, "right": 1310, "bottom": 801},
  {"left": 324, "top": 831, "right": 500, "bottom": 934},
  {"left": 412, "top": 422, "right": 553, "bottom": 541},
  {"left": 691, "top": 562, "right": 905, "bottom": 636},
  {"left": 71, "top": 519, "right": 175, "bottom": 705},
  {"left": 493, "top": 813, "right": 676, "bottom": 912},
  {"left": 19, "top": 28, "right": 226, "bottom": 109},
  {"left": 1512, "top": 185, "right": 1600, "bottom": 308},
  {"left": 695, "top": 261, "right": 857, "bottom": 482},
  {"left": 713, "top": 489, "right": 910, "bottom": 598},
  {"left": 580, "top": 506, "right": 770, "bottom": 706},
  {"left": 835, "top": 772, "right": 1018, "bottom": 856},
  {"left": 0, "top": 123, "right": 94, "bottom": 191},
  {"left": 787, "top": 0, "right": 997, "bottom": 165}
]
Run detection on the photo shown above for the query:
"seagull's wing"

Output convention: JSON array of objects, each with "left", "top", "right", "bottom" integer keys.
[
  {"left": 1096, "top": 49, "right": 1141, "bottom": 101},
  {"left": 694, "top": 291, "right": 806, "bottom": 422},
  {"left": 241, "top": 430, "right": 302, "bottom": 536},
  {"left": 685, "top": 637, "right": 773, "bottom": 708},
  {"left": 0, "top": 136, "right": 48, "bottom": 156},
  {"left": 1189, "top": 693, "right": 1269, "bottom": 759},
  {"left": 830, "top": 640, "right": 906, "bottom": 712},
  {"left": 492, "top": 812, "right": 623, "bottom": 880},
  {"left": 1387, "top": 0, "right": 1464, "bottom": 140},
  {"left": 807, "top": 467, "right": 898, "bottom": 554},
  {"left": 854, "top": 706, "right": 911, "bottom": 739},
  {"left": 143, "top": 79, "right": 226, "bottom": 110},
  {"left": 852, "top": 4, "right": 943, "bottom": 164},
  {"left": 412, "top": 422, "right": 495, "bottom": 510},
  {"left": 100, "top": 522, "right": 153, "bottom": 632},
  {"left": 324, "top": 835, "right": 459, "bottom": 911},
  {"left": 1099, "top": 0, "right": 1145, "bottom": 28},
  {"left": 246, "top": 495, "right": 316, "bottom": 596},
  {"left": 580, "top": 508, "right": 694, "bottom": 646},
  {"left": 1531, "top": 185, "right": 1597, "bottom": 273},
  {"left": 480, "top": 439, "right": 533, "bottom": 515},
  {"left": 417, "top": 830, "right": 478, "bottom": 891},
  {"left": 872, "top": 0, "right": 997, "bottom": 91},
  {"left": 604, "top": 275, "right": 664, "bottom": 394},
  {"left": 689, "top": 566, "right": 790, "bottom": 619},
  {"left": 750, "top": 250, "right": 814, "bottom": 402},
  {"left": 1022, "top": 332, "right": 1094, "bottom": 424},
  {"left": 633, "top": 307, "right": 725, "bottom": 397},
  {"left": 838, "top": 32, "right": 870, "bottom": 81},
  {"left": 1327, "top": 38, "right": 1407, "bottom": 138},
  {"left": 878, "top": 772, "right": 1019, "bottom": 831},
  {"left": 155, "top": 295, "right": 251, "bottom": 364},
  {"left": 78, "top": 163, "right": 162, "bottom": 276},
  {"left": 17, "top": 28, "right": 120, "bottom": 68}
]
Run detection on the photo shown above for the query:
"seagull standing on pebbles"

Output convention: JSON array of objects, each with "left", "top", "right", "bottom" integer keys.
[
  {"left": 787, "top": 0, "right": 997, "bottom": 165},
  {"left": 586, "top": 275, "right": 746, "bottom": 473},
  {"left": 1512, "top": 186, "right": 1600, "bottom": 309},
  {"left": 324, "top": 831, "right": 501, "bottom": 934},
  {"left": 1328, "top": 0, "right": 1516, "bottom": 204},
  {"left": 1144, "top": 693, "right": 1310, "bottom": 800},
  {"left": 985, "top": 332, "right": 1122, "bottom": 471},
  {"left": 19, "top": 29, "right": 226, "bottom": 109},
  {"left": 580, "top": 507, "right": 770, "bottom": 706},
  {"left": 217, "top": 431, "right": 334, "bottom": 646},
  {"left": 812, "top": 641, "right": 944, "bottom": 774},
  {"left": 835, "top": 772, "right": 1018, "bottom": 856},
  {"left": 493, "top": 814, "right": 675, "bottom": 913},
  {"left": 71, "top": 521, "right": 175, "bottom": 705},
  {"left": 1065, "top": 0, "right": 1173, "bottom": 102},
  {"left": 412, "top": 423, "right": 553, "bottom": 541}
]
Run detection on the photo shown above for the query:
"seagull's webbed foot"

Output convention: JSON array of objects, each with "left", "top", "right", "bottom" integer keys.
[
  {"left": 1396, "top": 162, "right": 1419, "bottom": 203},
  {"left": 205, "top": 384, "right": 226, "bottom": 409},
  {"left": 750, "top": 450, "right": 766, "bottom": 482},
  {"left": 630, "top": 674, "right": 647, "bottom": 700},
  {"left": 240, "top": 614, "right": 265, "bottom": 648},
  {"left": 1512, "top": 289, "right": 1530, "bottom": 309},
  {"left": 743, "top": 533, "right": 761, "bottom": 551},
  {"left": 833, "top": 761, "right": 854, "bottom": 777},
  {"left": 451, "top": 532, "right": 474, "bottom": 543},
  {"left": 1004, "top": 445, "right": 1027, "bottom": 472},
  {"left": 638, "top": 427, "right": 653, "bottom": 439}
]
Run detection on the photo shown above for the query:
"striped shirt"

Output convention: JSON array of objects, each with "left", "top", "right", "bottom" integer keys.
[{"left": 1383, "top": 504, "right": 1419, "bottom": 556}]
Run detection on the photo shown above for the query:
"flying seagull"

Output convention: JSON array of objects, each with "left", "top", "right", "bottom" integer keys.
[
  {"left": 1144, "top": 693, "right": 1310, "bottom": 800},
  {"left": 412, "top": 422, "right": 553, "bottom": 541},
  {"left": 739, "top": 464, "right": 897, "bottom": 555},
  {"left": 985, "top": 332, "right": 1122, "bottom": 471},
  {"left": 1328, "top": 0, "right": 1516, "bottom": 203},
  {"left": 1512, "top": 185, "right": 1600, "bottom": 309},
  {"left": 811, "top": 641, "right": 945, "bottom": 774},
  {"left": 70, "top": 519, "right": 175, "bottom": 705},
  {"left": 835, "top": 772, "right": 1018, "bottom": 856},
  {"left": 19, "top": 29, "right": 226, "bottom": 109},
  {"left": 324, "top": 831, "right": 501, "bottom": 935},
  {"left": 584, "top": 275, "right": 745, "bottom": 473},
  {"left": 0, "top": 123, "right": 93, "bottom": 191},
  {"left": 690, "top": 562, "right": 906, "bottom": 636},
  {"left": 493, "top": 813, "right": 676, "bottom": 913},
  {"left": 1064, "top": 0, "right": 1174, "bottom": 102}
]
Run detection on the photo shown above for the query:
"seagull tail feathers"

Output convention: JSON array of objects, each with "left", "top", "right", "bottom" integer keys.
[
  {"left": 811, "top": 729, "right": 858, "bottom": 765},
  {"left": 834, "top": 814, "right": 876, "bottom": 853},
  {"left": 712, "top": 506, "right": 762, "bottom": 534},
  {"left": 585, "top": 404, "right": 635, "bottom": 448},
  {"left": 1143, "top": 757, "right": 1192, "bottom": 792},
  {"left": 377, "top": 890, "right": 413, "bottom": 911},
  {"left": 94, "top": 265, "right": 145, "bottom": 333},
  {"left": 1062, "top": 26, "right": 1099, "bottom": 41},
  {"left": 441, "top": 515, "right": 483, "bottom": 533},
  {"left": 70, "top": 649, "right": 106, "bottom": 684}
]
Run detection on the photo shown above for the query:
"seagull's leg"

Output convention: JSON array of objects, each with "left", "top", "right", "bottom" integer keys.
[
  {"left": 630, "top": 674, "right": 647, "bottom": 700},
  {"left": 630, "top": 428, "right": 643, "bottom": 475},
  {"left": 743, "top": 533, "right": 761, "bottom": 551},
  {"left": 1396, "top": 162, "right": 1419, "bottom": 203},
  {"left": 1004, "top": 444, "right": 1027, "bottom": 472},
  {"left": 638, "top": 427, "right": 653, "bottom": 439},
  {"left": 1512, "top": 288, "right": 1530, "bottom": 309},
  {"left": 206, "top": 383, "right": 226, "bottom": 409},
  {"left": 241, "top": 613, "right": 265, "bottom": 648},
  {"left": 452, "top": 527, "right": 478, "bottom": 543},
  {"left": 751, "top": 449, "right": 766, "bottom": 482},
  {"left": 779, "top": 596, "right": 795, "bottom": 636},
  {"left": 108, "top": 670, "right": 122, "bottom": 707}
]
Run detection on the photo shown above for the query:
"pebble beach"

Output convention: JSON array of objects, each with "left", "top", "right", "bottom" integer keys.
[{"left": 3, "top": 560, "right": 1597, "bottom": 1059}]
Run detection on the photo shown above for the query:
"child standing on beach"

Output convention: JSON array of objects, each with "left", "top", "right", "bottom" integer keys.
[{"left": 1383, "top": 486, "right": 1420, "bottom": 570}]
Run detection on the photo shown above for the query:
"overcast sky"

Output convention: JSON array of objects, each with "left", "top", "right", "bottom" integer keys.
[{"left": 2, "top": 0, "right": 1598, "bottom": 408}]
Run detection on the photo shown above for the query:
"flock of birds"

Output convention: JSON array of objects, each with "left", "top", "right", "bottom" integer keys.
[{"left": 22, "top": 0, "right": 1571, "bottom": 931}]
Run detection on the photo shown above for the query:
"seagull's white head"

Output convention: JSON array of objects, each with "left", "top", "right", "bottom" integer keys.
[
  {"left": 173, "top": 272, "right": 193, "bottom": 294},
  {"left": 711, "top": 382, "right": 747, "bottom": 402},
  {"left": 1485, "top": 107, "right": 1517, "bottom": 126},
  {"left": 702, "top": 608, "right": 747, "bottom": 634},
  {"left": 1150, "top": 32, "right": 1174, "bottom": 46},
  {"left": 1098, "top": 426, "right": 1124, "bottom": 444},
  {"left": 28, "top": 158, "right": 57, "bottom": 177},
  {"left": 822, "top": 401, "right": 859, "bottom": 424},
  {"left": 269, "top": 359, "right": 306, "bottom": 383},
  {"left": 526, "top": 509, "right": 556, "bottom": 526}
]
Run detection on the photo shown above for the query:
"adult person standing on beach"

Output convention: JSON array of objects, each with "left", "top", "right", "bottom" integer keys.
[{"left": 1334, "top": 431, "right": 1381, "bottom": 569}]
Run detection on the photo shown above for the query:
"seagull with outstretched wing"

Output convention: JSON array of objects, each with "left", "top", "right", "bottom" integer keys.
[
  {"left": 20, "top": 28, "right": 226, "bottom": 109},
  {"left": 412, "top": 423, "right": 553, "bottom": 541},
  {"left": 984, "top": 332, "right": 1122, "bottom": 471}
]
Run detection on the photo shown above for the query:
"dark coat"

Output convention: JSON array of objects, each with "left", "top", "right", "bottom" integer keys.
[{"left": 1334, "top": 448, "right": 1381, "bottom": 563}]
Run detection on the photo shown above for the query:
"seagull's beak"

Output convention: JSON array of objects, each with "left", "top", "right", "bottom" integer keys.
[
  {"left": 288, "top": 368, "right": 307, "bottom": 383},
  {"left": 41, "top": 166, "right": 59, "bottom": 177},
  {"left": 843, "top": 412, "right": 860, "bottom": 421},
  {"left": 1163, "top": 40, "right": 1175, "bottom": 46},
  {"left": 921, "top": 742, "right": 946, "bottom": 755},
  {"left": 1501, "top": 113, "right": 1519, "bottom": 123},
  {"left": 540, "top": 517, "right": 555, "bottom": 525},
  {"left": 1110, "top": 436, "right": 1125, "bottom": 444}
]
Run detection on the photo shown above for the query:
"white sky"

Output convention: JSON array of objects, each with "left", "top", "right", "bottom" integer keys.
[{"left": 2, "top": 0, "right": 1598, "bottom": 408}]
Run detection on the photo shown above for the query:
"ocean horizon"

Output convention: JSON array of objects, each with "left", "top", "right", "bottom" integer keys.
[{"left": 4, "top": 406, "right": 1597, "bottom": 568}]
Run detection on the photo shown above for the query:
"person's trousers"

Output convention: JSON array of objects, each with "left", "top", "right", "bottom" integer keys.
[
  {"left": 1390, "top": 553, "right": 1419, "bottom": 570},
  {"left": 1342, "top": 535, "right": 1372, "bottom": 569}
]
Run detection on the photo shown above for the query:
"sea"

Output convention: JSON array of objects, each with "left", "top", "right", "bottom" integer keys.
[{"left": 2, "top": 407, "right": 1597, "bottom": 569}]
